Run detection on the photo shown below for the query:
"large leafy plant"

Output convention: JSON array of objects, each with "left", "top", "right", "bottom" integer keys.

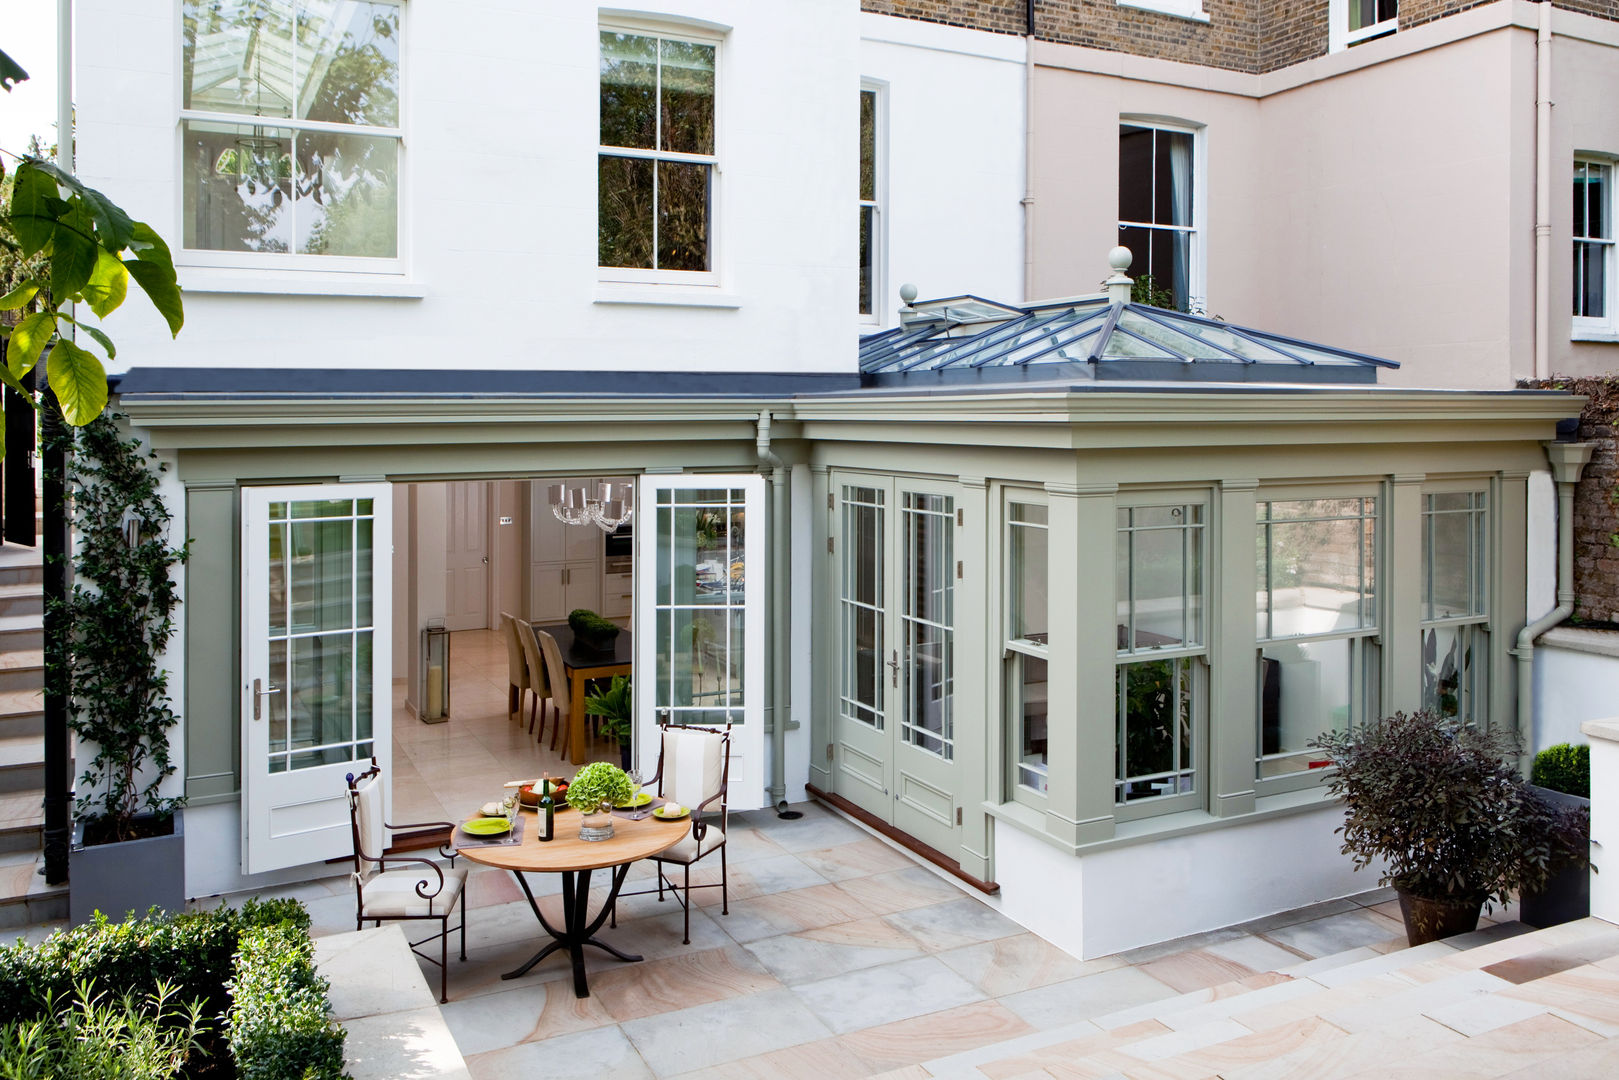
[
  {"left": 1310, "top": 711, "right": 1581, "bottom": 909},
  {"left": 583, "top": 675, "right": 633, "bottom": 743},
  {"left": 565, "top": 762, "right": 633, "bottom": 813}
]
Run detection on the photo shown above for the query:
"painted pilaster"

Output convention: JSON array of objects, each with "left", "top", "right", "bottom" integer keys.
[
  {"left": 956, "top": 476, "right": 992, "bottom": 880},
  {"left": 1045, "top": 482, "right": 1116, "bottom": 847},
  {"left": 1210, "top": 479, "right": 1258, "bottom": 818},
  {"left": 185, "top": 481, "right": 240, "bottom": 802},
  {"left": 808, "top": 464, "right": 833, "bottom": 790},
  {"left": 1496, "top": 472, "right": 1529, "bottom": 738},
  {"left": 1387, "top": 475, "right": 1426, "bottom": 714}
]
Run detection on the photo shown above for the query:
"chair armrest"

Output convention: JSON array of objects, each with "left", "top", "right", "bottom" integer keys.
[
  {"left": 363, "top": 853, "right": 450, "bottom": 900},
  {"left": 385, "top": 818, "right": 454, "bottom": 832}
]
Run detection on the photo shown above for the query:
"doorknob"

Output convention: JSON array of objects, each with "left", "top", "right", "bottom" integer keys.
[
  {"left": 888, "top": 649, "right": 900, "bottom": 688},
  {"left": 482, "top": 555, "right": 489, "bottom": 564},
  {"left": 253, "top": 677, "right": 281, "bottom": 722}
]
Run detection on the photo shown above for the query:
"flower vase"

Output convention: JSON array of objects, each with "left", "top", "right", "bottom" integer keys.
[{"left": 579, "top": 802, "right": 616, "bottom": 842}]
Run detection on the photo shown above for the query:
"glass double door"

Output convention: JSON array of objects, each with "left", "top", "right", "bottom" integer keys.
[{"left": 833, "top": 474, "right": 959, "bottom": 854}]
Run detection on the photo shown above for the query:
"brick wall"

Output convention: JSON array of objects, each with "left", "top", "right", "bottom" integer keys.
[
  {"left": 862, "top": 0, "right": 1619, "bottom": 75},
  {"left": 1522, "top": 378, "right": 1619, "bottom": 625}
]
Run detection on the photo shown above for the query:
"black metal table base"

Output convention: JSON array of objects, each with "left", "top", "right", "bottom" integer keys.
[{"left": 502, "top": 862, "right": 640, "bottom": 997}]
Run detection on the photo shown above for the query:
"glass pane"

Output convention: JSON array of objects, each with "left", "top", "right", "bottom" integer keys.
[
  {"left": 1424, "top": 495, "right": 1482, "bottom": 620},
  {"left": 600, "top": 32, "right": 657, "bottom": 150},
  {"left": 268, "top": 521, "right": 288, "bottom": 635},
  {"left": 289, "top": 519, "right": 355, "bottom": 633},
  {"left": 841, "top": 488, "right": 884, "bottom": 731},
  {"left": 859, "top": 89, "right": 877, "bottom": 201},
  {"left": 183, "top": 121, "right": 294, "bottom": 253},
  {"left": 297, "top": 1, "right": 400, "bottom": 126},
  {"left": 1116, "top": 658, "right": 1195, "bottom": 803},
  {"left": 1014, "top": 653, "right": 1048, "bottom": 794},
  {"left": 295, "top": 130, "right": 398, "bottom": 257},
  {"left": 1154, "top": 130, "right": 1193, "bottom": 228},
  {"left": 599, "top": 154, "right": 654, "bottom": 268},
  {"left": 1422, "top": 624, "right": 1486, "bottom": 724},
  {"left": 1118, "top": 125, "right": 1152, "bottom": 224},
  {"left": 288, "top": 632, "right": 354, "bottom": 760},
  {"left": 905, "top": 616, "right": 952, "bottom": 758},
  {"left": 1577, "top": 241, "right": 1607, "bottom": 320},
  {"left": 356, "top": 518, "right": 373, "bottom": 627},
  {"left": 1575, "top": 162, "right": 1589, "bottom": 238},
  {"left": 859, "top": 206, "right": 874, "bottom": 316},
  {"left": 267, "top": 637, "right": 289, "bottom": 752},
  {"left": 182, "top": 0, "right": 296, "bottom": 119},
  {"left": 1132, "top": 521, "right": 1188, "bottom": 648},
  {"left": 1258, "top": 638, "right": 1351, "bottom": 777},
  {"left": 659, "top": 38, "right": 715, "bottom": 155},
  {"left": 1589, "top": 164, "right": 1609, "bottom": 240},
  {"left": 727, "top": 609, "right": 746, "bottom": 711},
  {"left": 1009, "top": 511, "right": 1048, "bottom": 643},
  {"left": 1258, "top": 500, "right": 1377, "bottom": 639},
  {"left": 657, "top": 161, "right": 711, "bottom": 272},
  {"left": 355, "top": 630, "right": 373, "bottom": 741},
  {"left": 290, "top": 498, "right": 354, "bottom": 518}
]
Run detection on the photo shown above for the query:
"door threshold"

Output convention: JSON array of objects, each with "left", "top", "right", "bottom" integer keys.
[{"left": 805, "top": 783, "right": 999, "bottom": 895}]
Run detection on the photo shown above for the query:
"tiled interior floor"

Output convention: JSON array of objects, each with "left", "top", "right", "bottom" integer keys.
[{"left": 392, "top": 628, "right": 617, "bottom": 827}]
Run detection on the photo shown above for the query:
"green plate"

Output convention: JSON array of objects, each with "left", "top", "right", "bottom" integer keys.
[
  {"left": 614, "top": 792, "right": 654, "bottom": 809},
  {"left": 653, "top": 805, "right": 690, "bottom": 820},
  {"left": 462, "top": 817, "right": 512, "bottom": 837}
]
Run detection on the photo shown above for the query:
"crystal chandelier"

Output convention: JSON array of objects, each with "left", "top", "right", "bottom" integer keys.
[{"left": 548, "top": 482, "right": 633, "bottom": 532}]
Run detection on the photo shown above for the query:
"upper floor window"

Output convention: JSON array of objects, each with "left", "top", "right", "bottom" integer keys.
[
  {"left": 1118, "top": 123, "right": 1199, "bottom": 314},
  {"left": 859, "top": 85, "right": 883, "bottom": 321},
  {"left": 180, "top": 0, "right": 402, "bottom": 266},
  {"left": 599, "top": 28, "right": 717, "bottom": 281},
  {"left": 1331, "top": 0, "right": 1397, "bottom": 52},
  {"left": 1574, "top": 159, "right": 1614, "bottom": 334}
]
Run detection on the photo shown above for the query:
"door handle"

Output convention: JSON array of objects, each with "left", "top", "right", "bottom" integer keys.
[
  {"left": 253, "top": 677, "right": 281, "bottom": 722},
  {"left": 482, "top": 555, "right": 489, "bottom": 564},
  {"left": 888, "top": 649, "right": 900, "bottom": 688}
]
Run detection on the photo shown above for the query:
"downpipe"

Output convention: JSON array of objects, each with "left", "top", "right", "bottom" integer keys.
[
  {"left": 756, "top": 412, "right": 798, "bottom": 818},
  {"left": 1533, "top": 0, "right": 1553, "bottom": 379},
  {"left": 1514, "top": 441, "right": 1593, "bottom": 762}
]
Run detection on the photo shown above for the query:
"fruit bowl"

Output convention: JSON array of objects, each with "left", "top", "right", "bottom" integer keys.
[{"left": 519, "top": 780, "right": 568, "bottom": 807}]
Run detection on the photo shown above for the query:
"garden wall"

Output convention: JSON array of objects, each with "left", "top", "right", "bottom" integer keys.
[{"left": 1522, "top": 378, "right": 1619, "bottom": 624}]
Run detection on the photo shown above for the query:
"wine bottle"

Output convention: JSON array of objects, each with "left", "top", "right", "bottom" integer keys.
[{"left": 539, "top": 777, "right": 554, "bottom": 842}]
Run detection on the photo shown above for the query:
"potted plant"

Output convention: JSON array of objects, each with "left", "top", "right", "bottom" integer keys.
[
  {"left": 566, "top": 761, "right": 632, "bottom": 842},
  {"left": 583, "top": 675, "right": 634, "bottom": 769},
  {"left": 1311, "top": 711, "right": 1570, "bottom": 946},
  {"left": 52, "top": 413, "right": 189, "bottom": 925},
  {"left": 1520, "top": 743, "right": 1592, "bottom": 928},
  {"left": 567, "top": 608, "right": 620, "bottom": 653}
]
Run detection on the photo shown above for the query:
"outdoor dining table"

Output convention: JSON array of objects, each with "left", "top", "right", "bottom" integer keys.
[
  {"left": 457, "top": 810, "right": 683, "bottom": 998},
  {"left": 534, "top": 621, "right": 633, "bottom": 765}
]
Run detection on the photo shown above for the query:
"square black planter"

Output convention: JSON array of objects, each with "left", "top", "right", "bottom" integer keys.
[
  {"left": 1520, "top": 785, "right": 1591, "bottom": 929},
  {"left": 69, "top": 809, "right": 186, "bottom": 927}
]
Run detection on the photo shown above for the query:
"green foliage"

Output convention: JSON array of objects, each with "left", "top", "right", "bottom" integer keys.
[
  {"left": 1130, "top": 273, "right": 1176, "bottom": 310},
  {"left": 568, "top": 608, "right": 621, "bottom": 641},
  {"left": 226, "top": 924, "right": 347, "bottom": 1080},
  {"left": 47, "top": 413, "right": 188, "bottom": 842},
  {"left": 566, "top": 761, "right": 633, "bottom": 812},
  {"left": 583, "top": 675, "right": 633, "bottom": 743},
  {"left": 1311, "top": 711, "right": 1585, "bottom": 908},
  {"left": 1531, "top": 743, "right": 1591, "bottom": 799},
  {"left": 0, "top": 978, "right": 204, "bottom": 1080}
]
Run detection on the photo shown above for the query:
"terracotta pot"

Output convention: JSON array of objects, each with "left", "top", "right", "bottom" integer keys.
[{"left": 1395, "top": 887, "right": 1484, "bottom": 946}]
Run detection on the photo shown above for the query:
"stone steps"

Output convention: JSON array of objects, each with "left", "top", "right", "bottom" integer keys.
[
  {"left": 0, "top": 541, "right": 50, "bottom": 919},
  {"left": 917, "top": 917, "right": 1619, "bottom": 1079}
]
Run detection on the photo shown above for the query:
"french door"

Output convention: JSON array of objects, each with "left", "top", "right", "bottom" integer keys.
[
  {"left": 635, "top": 475, "right": 767, "bottom": 811},
  {"left": 833, "top": 474, "right": 960, "bottom": 854},
  {"left": 241, "top": 484, "right": 392, "bottom": 875}
]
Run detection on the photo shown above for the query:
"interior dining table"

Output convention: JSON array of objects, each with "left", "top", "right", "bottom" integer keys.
[
  {"left": 457, "top": 810, "right": 684, "bottom": 998},
  {"left": 533, "top": 621, "right": 633, "bottom": 764}
]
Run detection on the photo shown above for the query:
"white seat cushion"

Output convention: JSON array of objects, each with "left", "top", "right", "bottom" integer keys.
[
  {"left": 653, "top": 823, "right": 726, "bottom": 865},
  {"left": 359, "top": 865, "right": 467, "bottom": 918}
]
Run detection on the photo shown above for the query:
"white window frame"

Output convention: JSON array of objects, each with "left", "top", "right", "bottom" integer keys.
[
  {"left": 597, "top": 20, "right": 722, "bottom": 288},
  {"left": 1419, "top": 486, "right": 1490, "bottom": 726},
  {"left": 1329, "top": 0, "right": 1398, "bottom": 53},
  {"left": 1003, "top": 492, "right": 1049, "bottom": 807},
  {"left": 858, "top": 80, "right": 887, "bottom": 326},
  {"left": 1116, "top": 0, "right": 1210, "bottom": 24},
  {"left": 1114, "top": 494, "right": 1208, "bottom": 820},
  {"left": 176, "top": 0, "right": 407, "bottom": 275},
  {"left": 1254, "top": 488, "right": 1383, "bottom": 795},
  {"left": 1574, "top": 157, "right": 1617, "bottom": 339},
  {"left": 1117, "top": 118, "right": 1206, "bottom": 316}
]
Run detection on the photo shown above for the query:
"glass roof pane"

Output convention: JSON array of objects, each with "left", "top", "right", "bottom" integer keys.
[
  {"left": 1100, "top": 329, "right": 1178, "bottom": 359},
  {"left": 1177, "top": 323, "right": 1297, "bottom": 363},
  {"left": 1267, "top": 341, "right": 1367, "bottom": 366},
  {"left": 1116, "top": 310, "right": 1236, "bottom": 361}
]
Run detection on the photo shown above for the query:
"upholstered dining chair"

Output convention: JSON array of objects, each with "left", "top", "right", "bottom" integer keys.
[
  {"left": 616, "top": 721, "right": 731, "bottom": 944},
  {"left": 500, "top": 611, "right": 529, "bottom": 725},
  {"left": 515, "top": 617, "right": 555, "bottom": 747},
  {"left": 535, "top": 628, "right": 575, "bottom": 756},
  {"left": 344, "top": 759, "right": 468, "bottom": 1003}
]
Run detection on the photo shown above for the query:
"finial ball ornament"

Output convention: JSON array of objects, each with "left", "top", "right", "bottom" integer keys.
[
  {"left": 1108, "top": 246, "right": 1133, "bottom": 272},
  {"left": 899, "top": 282, "right": 919, "bottom": 304}
]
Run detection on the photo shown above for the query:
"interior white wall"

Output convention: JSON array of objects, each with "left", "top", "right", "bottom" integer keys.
[
  {"left": 859, "top": 14, "right": 1027, "bottom": 325},
  {"left": 75, "top": 0, "right": 860, "bottom": 376}
]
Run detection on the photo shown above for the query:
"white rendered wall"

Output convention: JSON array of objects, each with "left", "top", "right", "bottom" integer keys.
[
  {"left": 859, "top": 15, "right": 1027, "bottom": 326},
  {"left": 1527, "top": 470, "right": 1556, "bottom": 622},
  {"left": 1535, "top": 645, "right": 1619, "bottom": 752},
  {"left": 990, "top": 804, "right": 1375, "bottom": 959},
  {"left": 1585, "top": 720, "right": 1619, "bottom": 923},
  {"left": 74, "top": 0, "right": 859, "bottom": 376}
]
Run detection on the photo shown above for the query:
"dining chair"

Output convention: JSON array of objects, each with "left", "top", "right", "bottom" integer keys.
[
  {"left": 617, "top": 721, "right": 731, "bottom": 944},
  {"left": 515, "top": 617, "right": 555, "bottom": 746},
  {"left": 344, "top": 759, "right": 468, "bottom": 1004},
  {"left": 536, "top": 628, "right": 575, "bottom": 756},
  {"left": 500, "top": 611, "right": 529, "bottom": 724}
]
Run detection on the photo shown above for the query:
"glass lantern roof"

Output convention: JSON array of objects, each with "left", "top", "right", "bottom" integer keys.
[{"left": 860, "top": 297, "right": 1397, "bottom": 386}]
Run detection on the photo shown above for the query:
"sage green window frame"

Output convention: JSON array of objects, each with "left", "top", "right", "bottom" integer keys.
[
  {"left": 1003, "top": 493, "right": 1049, "bottom": 807},
  {"left": 1420, "top": 486, "right": 1489, "bottom": 726},
  {"left": 1114, "top": 494, "right": 1208, "bottom": 820},
  {"left": 1255, "top": 489, "right": 1382, "bottom": 795}
]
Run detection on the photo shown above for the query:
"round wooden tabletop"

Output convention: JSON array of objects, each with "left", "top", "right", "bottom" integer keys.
[{"left": 456, "top": 811, "right": 687, "bottom": 873}]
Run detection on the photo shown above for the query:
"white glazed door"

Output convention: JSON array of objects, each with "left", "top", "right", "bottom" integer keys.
[
  {"left": 636, "top": 475, "right": 766, "bottom": 810},
  {"left": 241, "top": 485, "right": 392, "bottom": 875}
]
